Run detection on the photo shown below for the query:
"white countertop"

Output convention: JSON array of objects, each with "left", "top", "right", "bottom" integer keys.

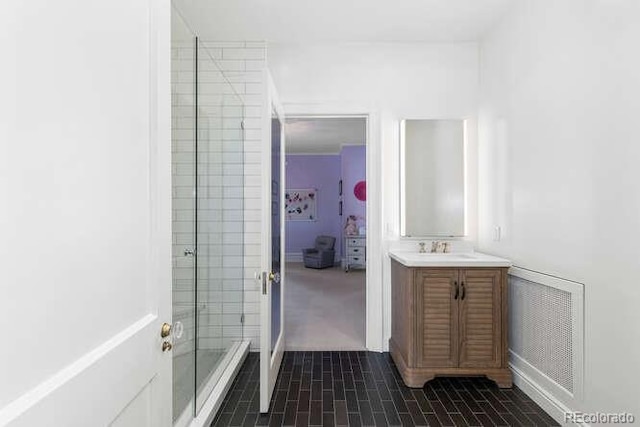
[{"left": 389, "top": 250, "right": 512, "bottom": 267}]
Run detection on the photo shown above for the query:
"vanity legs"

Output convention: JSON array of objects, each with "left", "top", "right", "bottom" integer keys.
[{"left": 390, "top": 339, "right": 513, "bottom": 389}]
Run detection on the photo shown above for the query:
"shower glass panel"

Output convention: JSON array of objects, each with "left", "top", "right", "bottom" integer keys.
[
  {"left": 171, "top": 9, "right": 196, "bottom": 425},
  {"left": 194, "top": 40, "right": 245, "bottom": 414},
  {"left": 171, "top": 9, "right": 245, "bottom": 425}
]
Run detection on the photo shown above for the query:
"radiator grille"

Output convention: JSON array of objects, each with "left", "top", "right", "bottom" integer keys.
[{"left": 508, "top": 267, "right": 584, "bottom": 400}]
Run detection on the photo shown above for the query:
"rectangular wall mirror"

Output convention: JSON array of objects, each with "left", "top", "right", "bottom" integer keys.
[{"left": 400, "top": 119, "right": 465, "bottom": 237}]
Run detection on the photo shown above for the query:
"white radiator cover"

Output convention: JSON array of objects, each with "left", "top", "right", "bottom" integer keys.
[{"left": 508, "top": 267, "right": 584, "bottom": 420}]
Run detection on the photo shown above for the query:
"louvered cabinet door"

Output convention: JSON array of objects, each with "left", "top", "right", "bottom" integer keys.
[
  {"left": 458, "top": 268, "right": 502, "bottom": 368},
  {"left": 416, "top": 269, "right": 459, "bottom": 368}
]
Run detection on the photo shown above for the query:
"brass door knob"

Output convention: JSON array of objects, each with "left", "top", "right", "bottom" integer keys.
[
  {"left": 162, "top": 341, "right": 173, "bottom": 352},
  {"left": 161, "top": 322, "right": 172, "bottom": 338},
  {"left": 268, "top": 272, "right": 281, "bottom": 284}
]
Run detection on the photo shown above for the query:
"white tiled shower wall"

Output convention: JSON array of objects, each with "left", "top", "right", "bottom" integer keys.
[{"left": 172, "top": 41, "right": 266, "bottom": 354}]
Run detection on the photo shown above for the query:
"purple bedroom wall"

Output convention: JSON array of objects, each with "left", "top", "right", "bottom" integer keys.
[{"left": 285, "top": 155, "right": 342, "bottom": 260}]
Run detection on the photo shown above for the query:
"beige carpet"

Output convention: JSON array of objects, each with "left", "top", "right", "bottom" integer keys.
[{"left": 284, "top": 262, "right": 366, "bottom": 351}]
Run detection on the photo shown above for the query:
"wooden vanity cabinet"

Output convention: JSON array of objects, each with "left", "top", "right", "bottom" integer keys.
[{"left": 390, "top": 259, "right": 512, "bottom": 388}]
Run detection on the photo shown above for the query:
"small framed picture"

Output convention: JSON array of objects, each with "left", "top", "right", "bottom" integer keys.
[{"left": 285, "top": 188, "right": 317, "bottom": 221}]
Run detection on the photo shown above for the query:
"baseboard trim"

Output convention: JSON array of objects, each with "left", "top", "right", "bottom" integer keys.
[
  {"left": 285, "top": 253, "right": 303, "bottom": 263},
  {"left": 510, "top": 363, "right": 587, "bottom": 427}
]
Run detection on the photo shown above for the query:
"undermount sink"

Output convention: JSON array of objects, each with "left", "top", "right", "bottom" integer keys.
[
  {"left": 389, "top": 250, "right": 511, "bottom": 267},
  {"left": 415, "top": 253, "right": 476, "bottom": 259}
]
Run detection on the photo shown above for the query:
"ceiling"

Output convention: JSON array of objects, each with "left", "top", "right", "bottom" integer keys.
[
  {"left": 173, "top": 0, "right": 513, "bottom": 43},
  {"left": 285, "top": 118, "right": 366, "bottom": 154}
]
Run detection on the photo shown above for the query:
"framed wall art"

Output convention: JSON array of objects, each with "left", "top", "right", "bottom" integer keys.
[{"left": 285, "top": 188, "right": 317, "bottom": 221}]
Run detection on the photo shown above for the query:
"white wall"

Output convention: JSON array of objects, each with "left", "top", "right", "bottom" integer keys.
[
  {"left": 269, "top": 42, "right": 479, "bottom": 349},
  {"left": 477, "top": 0, "right": 640, "bottom": 418},
  {"left": 269, "top": 43, "right": 478, "bottom": 117}
]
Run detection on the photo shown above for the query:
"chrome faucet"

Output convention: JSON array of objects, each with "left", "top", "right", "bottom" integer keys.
[
  {"left": 418, "top": 242, "right": 426, "bottom": 253},
  {"left": 431, "top": 241, "right": 439, "bottom": 253}
]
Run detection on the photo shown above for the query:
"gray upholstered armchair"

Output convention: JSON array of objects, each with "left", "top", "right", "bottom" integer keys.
[{"left": 302, "top": 235, "right": 336, "bottom": 269}]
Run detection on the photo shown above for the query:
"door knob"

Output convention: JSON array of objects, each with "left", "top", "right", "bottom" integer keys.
[
  {"left": 162, "top": 341, "right": 173, "bottom": 352},
  {"left": 268, "top": 271, "right": 281, "bottom": 284},
  {"left": 161, "top": 322, "right": 172, "bottom": 338},
  {"left": 160, "top": 321, "right": 183, "bottom": 339}
]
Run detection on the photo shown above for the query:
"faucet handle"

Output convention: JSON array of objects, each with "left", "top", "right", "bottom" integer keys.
[
  {"left": 431, "top": 241, "right": 439, "bottom": 253},
  {"left": 418, "top": 242, "right": 426, "bottom": 253},
  {"left": 443, "top": 242, "right": 450, "bottom": 253}
]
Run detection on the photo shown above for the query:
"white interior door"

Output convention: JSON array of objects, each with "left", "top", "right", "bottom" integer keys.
[
  {"left": 0, "top": 1, "right": 173, "bottom": 426},
  {"left": 260, "top": 77, "right": 286, "bottom": 412}
]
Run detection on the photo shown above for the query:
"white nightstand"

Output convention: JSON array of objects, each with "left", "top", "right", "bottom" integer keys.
[{"left": 345, "top": 235, "right": 366, "bottom": 272}]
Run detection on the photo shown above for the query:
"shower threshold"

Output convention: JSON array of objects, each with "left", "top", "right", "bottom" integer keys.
[{"left": 174, "top": 341, "right": 250, "bottom": 427}]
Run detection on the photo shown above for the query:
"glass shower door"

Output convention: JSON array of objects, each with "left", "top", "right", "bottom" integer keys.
[
  {"left": 194, "top": 39, "right": 245, "bottom": 415},
  {"left": 171, "top": 9, "right": 197, "bottom": 425},
  {"left": 171, "top": 9, "right": 246, "bottom": 423}
]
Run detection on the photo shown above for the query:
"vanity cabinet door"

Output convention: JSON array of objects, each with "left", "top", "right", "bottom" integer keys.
[
  {"left": 416, "top": 269, "right": 459, "bottom": 368},
  {"left": 458, "top": 268, "right": 502, "bottom": 368}
]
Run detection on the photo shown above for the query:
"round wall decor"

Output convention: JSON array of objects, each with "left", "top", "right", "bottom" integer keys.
[{"left": 354, "top": 180, "right": 366, "bottom": 201}]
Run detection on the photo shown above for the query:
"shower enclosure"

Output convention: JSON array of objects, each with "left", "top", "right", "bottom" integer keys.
[{"left": 171, "top": 9, "right": 248, "bottom": 426}]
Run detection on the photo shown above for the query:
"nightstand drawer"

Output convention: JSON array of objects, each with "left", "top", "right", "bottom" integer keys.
[
  {"left": 347, "top": 255, "right": 365, "bottom": 265},
  {"left": 347, "top": 246, "right": 365, "bottom": 256},
  {"left": 346, "top": 237, "right": 365, "bottom": 247}
]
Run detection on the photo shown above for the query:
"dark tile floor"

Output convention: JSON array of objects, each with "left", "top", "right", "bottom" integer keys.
[{"left": 212, "top": 352, "right": 559, "bottom": 426}]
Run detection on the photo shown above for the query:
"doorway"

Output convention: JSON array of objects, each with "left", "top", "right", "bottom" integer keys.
[{"left": 283, "top": 117, "right": 368, "bottom": 350}]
